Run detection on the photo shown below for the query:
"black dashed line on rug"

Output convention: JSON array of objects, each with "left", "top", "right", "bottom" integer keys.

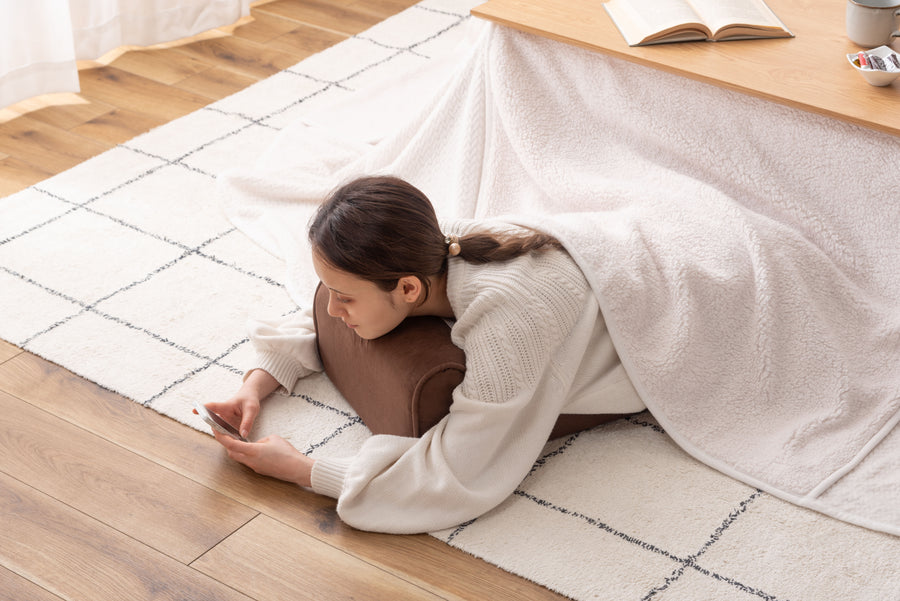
[
  {"left": 445, "top": 517, "right": 478, "bottom": 543},
  {"left": 204, "top": 74, "right": 355, "bottom": 129},
  {"left": 141, "top": 336, "right": 249, "bottom": 407},
  {"left": 0, "top": 204, "right": 82, "bottom": 248},
  {"left": 332, "top": 25, "right": 467, "bottom": 90},
  {"left": 514, "top": 489, "right": 688, "bottom": 564},
  {"left": 276, "top": 70, "right": 353, "bottom": 92},
  {"left": 31, "top": 184, "right": 285, "bottom": 290},
  {"left": 37, "top": 156, "right": 171, "bottom": 207},
  {"left": 406, "top": 11, "right": 471, "bottom": 55},
  {"left": 448, "top": 415, "right": 673, "bottom": 543},
  {"left": 191, "top": 247, "right": 285, "bottom": 289},
  {"left": 0, "top": 264, "right": 90, "bottom": 348},
  {"left": 193, "top": 104, "right": 283, "bottom": 130},
  {"left": 525, "top": 431, "right": 582, "bottom": 477},
  {"left": 287, "top": 392, "right": 358, "bottom": 420},
  {"left": 1, "top": 155, "right": 169, "bottom": 245},
  {"left": 624, "top": 412, "right": 666, "bottom": 434},
  {"left": 686, "top": 563, "right": 788, "bottom": 601},
  {"left": 639, "top": 490, "right": 782, "bottom": 601},
  {"left": 121, "top": 144, "right": 219, "bottom": 179},
  {"left": 353, "top": 35, "right": 431, "bottom": 59},
  {"left": 445, "top": 433, "right": 582, "bottom": 542},
  {"left": 413, "top": 4, "right": 470, "bottom": 19},
  {"left": 14, "top": 228, "right": 243, "bottom": 349},
  {"left": 303, "top": 415, "right": 365, "bottom": 455}
]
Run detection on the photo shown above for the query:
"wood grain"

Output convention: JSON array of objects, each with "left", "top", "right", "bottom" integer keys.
[
  {"left": 0, "top": 2, "right": 568, "bottom": 599},
  {"left": 0, "top": 565, "right": 64, "bottom": 601},
  {"left": 0, "top": 389, "right": 257, "bottom": 564},
  {"left": 472, "top": 0, "right": 900, "bottom": 136},
  {"left": 0, "top": 157, "right": 55, "bottom": 196},
  {"left": 174, "top": 66, "right": 260, "bottom": 100},
  {"left": 12, "top": 94, "right": 114, "bottom": 131},
  {"left": 0, "top": 339, "right": 22, "bottom": 364},
  {"left": 169, "top": 35, "right": 310, "bottom": 79},
  {"left": 193, "top": 515, "right": 446, "bottom": 600},
  {"left": 77, "top": 66, "right": 211, "bottom": 123},
  {"left": 103, "top": 46, "right": 213, "bottom": 86},
  {"left": 254, "top": 0, "right": 388, "bottom": 35},
  {"left": 0, "top": 116, "right": 110, "bottom": 175},
  {"left": 0, "top": 472, "right": 254, "bottom": 601},
  {"left": 0, "top": 352, "right": 569, "bottom": 601}
]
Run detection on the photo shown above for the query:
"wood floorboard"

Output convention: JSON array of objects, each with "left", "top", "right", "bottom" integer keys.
[
  {"left": 0, "top": 116, "right": 111, "bottom": 175},
  {"left": 68, "top": 107, "right": 170, "bottom": 147},
  {"left": 0, "top": 352, "right": 568, "bottom": 600},
  {"left": 253, "top": 0, "right": 389, "bottom": 35},
  {"left": 224, "top": 8, "right": 308, "bottom": 44},
  {"left": 260, "top": 22, "right": 347, "bottom": 57},
  {"left": 168, "top": 34, "right": 311, "bottom": 79},
  {"left": 13, "top": 94, "right": 115, "bottom": 132},
  {"left": 192, "top": 515, "right": 446, "bottom": 600},
  {"left": 0, "top": 565, "right": 64, "bottom": 601},
  {"left": 0, "top": 389, "right": 257, "bottom": 564},
  {"left": 103, "top": 46, "right": 214, "bottom": 87},
  {"left": 77, "top": 66, "right": 211, "bottom": 123},
  {"left": 0, "top": 1, "right": 568, "bottom": 599},
  {"left": 0, "top": 340, "right": 21, "bottom": 363},
  {"left": 0, "top": 472, "right": 254, "bottom": 601},
  {"left": 173, "top": 66, "right": 261, "bottom": 100},
  {"left": 0, "top": 157, "right": 55, "bottom": 197}
]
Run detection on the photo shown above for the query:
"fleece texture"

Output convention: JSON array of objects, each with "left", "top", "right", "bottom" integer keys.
[{"left": 220, "top": 19, "right": 900, "bottom": 536}]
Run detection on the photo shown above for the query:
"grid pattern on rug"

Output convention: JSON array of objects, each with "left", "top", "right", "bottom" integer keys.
[{"left": 2, "top": 3, "right": 897, "bottom": 600}]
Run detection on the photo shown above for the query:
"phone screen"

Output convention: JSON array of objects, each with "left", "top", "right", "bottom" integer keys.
[{"left": 193, "top": 402, "right": 249, "bottom": 442}]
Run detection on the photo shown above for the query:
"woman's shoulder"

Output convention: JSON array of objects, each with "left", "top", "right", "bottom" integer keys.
[{"left": 448, "top": 244, "right": 590, "bottom": 332}]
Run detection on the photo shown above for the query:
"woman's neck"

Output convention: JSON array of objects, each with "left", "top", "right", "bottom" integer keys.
[{"left": 411, "top": 273, "right": 454, "bottom": 319}]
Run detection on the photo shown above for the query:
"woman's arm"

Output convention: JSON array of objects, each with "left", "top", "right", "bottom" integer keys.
[
  {"left": 247, "top": 304, "right": 323, "bottom": 391},
  {"left": 206, "top": 304, "right": 322, "bottom": 439},
  {"left": 213, "top": 430, "right": 315, "bottom": 488},
  {"left": 309, "top": 263, "right": 599, "bottom": 534},
  {"left": 204, "top": 369, "right": 280, "bottom": 439}
]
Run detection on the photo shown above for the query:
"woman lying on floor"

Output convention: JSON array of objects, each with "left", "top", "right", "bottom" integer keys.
[{"left": 203, "top": 175, "right": 645, "bottom": 534}]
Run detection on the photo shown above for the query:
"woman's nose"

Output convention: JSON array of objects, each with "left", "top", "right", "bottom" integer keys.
[{"left": 326, "top": 293, "right": 343, "bottom": 318}]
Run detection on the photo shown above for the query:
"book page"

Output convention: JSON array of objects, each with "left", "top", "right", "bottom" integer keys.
[
  {"left": 606, "top": 0, "right": 703, "bottom": 38},
  {"left": 687, "top": 0, "right": 783, "bottom": 33}
]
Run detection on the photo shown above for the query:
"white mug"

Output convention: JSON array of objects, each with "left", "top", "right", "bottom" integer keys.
[{"left": 846, "top": 0, "right": 900, "bottom": 47}]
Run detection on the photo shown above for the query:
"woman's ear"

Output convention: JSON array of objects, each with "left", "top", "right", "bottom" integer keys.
[{"left": 397, "top": 275, "right": 425, "bottom": 304}]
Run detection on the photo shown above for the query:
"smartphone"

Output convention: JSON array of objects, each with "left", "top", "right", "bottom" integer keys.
[{"left": 193, "top": 402, "right": 249, "bottom": 442}]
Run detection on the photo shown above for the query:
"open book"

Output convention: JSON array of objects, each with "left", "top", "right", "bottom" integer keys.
[{"left": 603, "top": 0, "right": 792, "bottom": 46}]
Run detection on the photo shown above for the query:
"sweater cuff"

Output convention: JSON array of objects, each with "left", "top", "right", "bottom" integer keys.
[
  {"left": 310, "top": 456, "right": 354, "bottom": 499},
  {"left": 249, "top": 350, "right": 307, "bottom": 391}
]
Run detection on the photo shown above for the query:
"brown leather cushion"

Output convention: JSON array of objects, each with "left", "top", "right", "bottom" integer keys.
[{"left": 313, "top": 282, "right": 623, "bottom": 439}]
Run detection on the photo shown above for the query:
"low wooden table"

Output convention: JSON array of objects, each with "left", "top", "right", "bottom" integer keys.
[{"left": 472, "top": 0, "right": 900, "bottom": 137}]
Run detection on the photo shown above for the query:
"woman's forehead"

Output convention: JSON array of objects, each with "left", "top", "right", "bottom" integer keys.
[{"left": 312, "top": 253, "right": 374, "bottom": 295}]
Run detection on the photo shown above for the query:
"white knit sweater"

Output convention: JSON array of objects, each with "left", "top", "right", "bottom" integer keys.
[{"left": 248, "top": 222, "right": 645, "bottom": 534}]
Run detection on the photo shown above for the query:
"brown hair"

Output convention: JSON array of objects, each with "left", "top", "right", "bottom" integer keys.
[{"left": 308, "top": 176, "right": 561, "bottom": 299}]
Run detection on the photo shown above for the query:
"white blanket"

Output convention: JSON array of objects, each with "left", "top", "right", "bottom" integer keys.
[{"left": 220, "top": 21, "right": 900, "bottom": 535}]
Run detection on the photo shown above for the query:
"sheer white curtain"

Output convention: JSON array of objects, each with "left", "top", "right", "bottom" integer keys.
[{"left": 0, "top": 0, "right": 250, "bottom": 110}]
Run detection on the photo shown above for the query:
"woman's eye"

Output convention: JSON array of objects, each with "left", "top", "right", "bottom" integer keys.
[{"left": 337, "top": 296, "right": 351, "bottom": 304}]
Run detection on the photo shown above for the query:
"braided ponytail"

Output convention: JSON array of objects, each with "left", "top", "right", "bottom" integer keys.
[
  {"left": 453, "top": 229, "right": 562, "bottom": 264},
  {"left": 309, "top": 176, "right": 563, "bottom": 299}
]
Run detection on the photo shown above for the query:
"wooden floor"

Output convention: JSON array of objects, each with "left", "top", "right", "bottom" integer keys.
[{"left": 0, "top": 2, "right": 567, "bottom": 599}]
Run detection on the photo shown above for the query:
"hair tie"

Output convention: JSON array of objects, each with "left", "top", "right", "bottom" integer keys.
[{"left": 444, "top": 234, "right": 461, "bottom": 257}]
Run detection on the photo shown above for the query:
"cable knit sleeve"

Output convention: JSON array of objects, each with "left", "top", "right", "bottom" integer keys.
[
  {"left": 247, "top": 305, "right": 323, "bottom": 391},
  {"left": 310, "top": 250, "right": 599, "bottom": 534}
]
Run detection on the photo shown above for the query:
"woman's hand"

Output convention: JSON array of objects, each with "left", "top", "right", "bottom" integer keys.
[
  {"left": 213, "top": 432, "right": 314, "bottom": 488},
  {"left": 203, "top": 369, "right": 281, "bottom": 439}
]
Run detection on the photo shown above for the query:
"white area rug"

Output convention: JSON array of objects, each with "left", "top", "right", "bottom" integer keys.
[{"left": 2, "top": 2, "right": 898, "bottom": 599}]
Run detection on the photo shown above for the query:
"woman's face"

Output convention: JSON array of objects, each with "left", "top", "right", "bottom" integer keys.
[{"left": 312, "top": 253, "right": 411, "bottom": 340}]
